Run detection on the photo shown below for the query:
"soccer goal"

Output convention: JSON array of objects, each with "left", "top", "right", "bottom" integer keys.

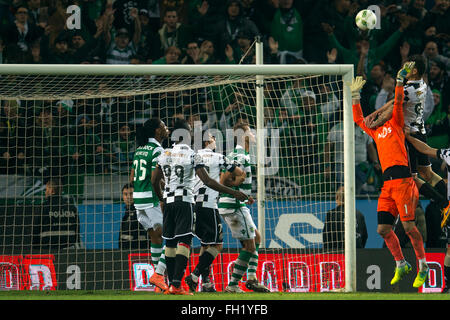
[{"left": 0, "top": 57, "right": 355, "bottom": 292}]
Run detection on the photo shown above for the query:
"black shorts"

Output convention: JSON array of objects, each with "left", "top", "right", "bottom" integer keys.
[
  {"left": 406, "top": 131, "right": 431, "bottom": 174},
  {"left": 194, "top": 204, "right": 223, "bottom": 245},
  {"left": 162, "top": 201, "right": 195, "bottom": 240}
]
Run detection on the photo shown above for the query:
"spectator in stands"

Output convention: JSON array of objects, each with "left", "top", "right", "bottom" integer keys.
[
  {"left": 110, "top": 122, "right": 136, "bottom": 173},
  {"left": 325, "top": 118, "right": 382, "bottom": 194},
  {"left": 188, "top": 0, "right": 227, "bottom": 45},
  {"left": 322, "top": 17, "right": 409, "bottom": 81},
  {"left": 32, "top": 177, "right": 81, "bottom": 251},
  {"left": 26, "top": 106, "right": 67, "bottom": 179},
  {"left": 198, "top": 39, "right": 218, "bottom": 64},
  {"left": 2, "top": 4, "right": 44, "bottom": 63},
  {"left": 269, "top": 0, "right": 303, "bottom": 64},
  {"left": 61, "top": 114, "right": 110, "bottom": 174},
  {"left": 181, "top": 40, "right": 201, "bottom": 64},
  {"left": 215, "top": 0, "right": 259, "bottom": 62},
  {"left": 0, "top": 100, "right": 26, "bottom": 174},
  {"left": 41, "top": 31, "right": 75, "bottom": 64},
  {"left": 157, "top": 7, "right": 192, "bottom": 55},
  {"left": 422, "top": 0, "right": 450, "bottom": 38},
  {"left": 26, "top": 0, "right": 48, "bottom": 28},
  {"left": 322, "top": 185, "right": 368, "bottom": 252},
  {"left": 423, "top": 40, "right": 450, "bottom": 70},
  {"left": 119, "top": 182, "right": 149, "bottom": 250},
  {"left": 136, "top": 8, "right": 160, "bottom": 63},
  {"left": 104, "top": 5, "right": 141, "bottom": 65},
  {"left": 71, "top": 30, "right": 99, "bottom": 64},
  {"left": 359, "top": 62, "right": 387, "bottom": 116},
  {"left": 295, "top": 90, "right": 328, "bottom": 175},
  {"left": 152, "top": 45, "right": 181, "bottom": 64},
  {"left": 112, "top": 0, "right": 139, "bottom": 34},
  {"left": 425, "top": 90, "right": 449, "bottom": 177},
  {"left": 428, "top": 59, "right": 450, "bottom": 109},
  {"left": 224, "top": 29, "right": 255, "bottom": 64}
]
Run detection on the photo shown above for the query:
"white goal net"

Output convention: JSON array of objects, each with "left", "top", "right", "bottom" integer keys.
[{"left": 0, "top": 63, "right": 355, "bottom": 292}]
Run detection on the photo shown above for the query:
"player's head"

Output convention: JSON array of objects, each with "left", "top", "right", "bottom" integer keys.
[
  {"left": 45, "top": 178, "right": 62, "bottom": 198},
  {"left": 122, "top": 183, "right": 134, "bottom": 207},
  {"left": 335, "top": 185, "right": 345, "bottom": 206},
  {"left": 203, "top": 132, "right": 216, "bottom": 150},
  {"left": 172, "top": 118, "right": 191, "bottom": 144},
  {"left": 407, "top": 55, "right": 426, "bottom": 79},
  {"left": 233, "top": 122, "right": 255, "bottom": 151},
  {"left": 137, "top": 118, "right": 168, "bottom": 146}
]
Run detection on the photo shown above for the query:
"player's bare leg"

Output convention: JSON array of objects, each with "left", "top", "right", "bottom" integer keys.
[{"left": 148, "top": 226, "right": 168, "bottom": 291}]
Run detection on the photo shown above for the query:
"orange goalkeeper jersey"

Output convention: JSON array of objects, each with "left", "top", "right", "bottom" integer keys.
[{"left": 353, "top": 86, "right": 409, "bottom": 172}]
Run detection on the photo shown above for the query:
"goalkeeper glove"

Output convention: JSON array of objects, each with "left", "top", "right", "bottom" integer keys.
[
  {"left": 396, "top": 61, "right": 415, "bottom": 83},
  {"left": 349, "top": 76, "right": 366, "bottom": 100}
]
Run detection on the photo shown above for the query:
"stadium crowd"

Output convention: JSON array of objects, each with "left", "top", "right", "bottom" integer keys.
[{"left": 0, "top": 0, "right": 448, "bottom": 201}]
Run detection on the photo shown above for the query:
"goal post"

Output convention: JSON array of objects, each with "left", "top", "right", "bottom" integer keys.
[{"left": 0, "top": 62, "right": 355, "bottom": 292}]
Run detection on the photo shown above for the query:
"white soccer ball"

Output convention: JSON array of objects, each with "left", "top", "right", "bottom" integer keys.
[{"left": 355, "top": 9, "right": 377, "bottom": 31}]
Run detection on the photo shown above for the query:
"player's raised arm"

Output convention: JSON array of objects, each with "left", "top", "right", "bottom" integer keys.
[
  {"left": 196, "top": 167, "right": 249, "bottom": 202},
  {"left": 349, "top": 76, "right": 371, "bottom": 134},
  {"left": 405, "top": 134, "right": 438, "bottom": 158},
  {"left": 391, "top": 61, "right": 415, "bottom": 127}
]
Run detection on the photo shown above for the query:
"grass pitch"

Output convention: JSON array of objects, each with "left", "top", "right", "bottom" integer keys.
[{"left": 0, "top": 290, "right": 448, "bottom": 300}]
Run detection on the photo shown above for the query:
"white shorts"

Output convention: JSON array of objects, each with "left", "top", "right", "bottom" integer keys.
[
  {"left": 136, "top": 206, "right": 163, "bottom": 231},
  {"left": 220, "top": 206, "right": 256, "bottom": 240}
]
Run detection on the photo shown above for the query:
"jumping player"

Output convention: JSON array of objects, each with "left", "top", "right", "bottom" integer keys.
[
  {"left": 185, "top": 133, "right": 246, "bottom": 293},
  {"left": 404, "top": 135, "right": 450, "bottom": 293},
  {"left": 151, "top": 119, "right": 249, "bottom": 295},
  {"left": 130, "top": 118, "right": 169, "bottom": 292},
  {"left": 218, "top": 122, "right": 270, "bottom": 293},
  {"left": 350, "top": 63, "right": 429, "bottom": 288},
  {"left": 366, "top": 55, "right": 449, "bottom": 217}
]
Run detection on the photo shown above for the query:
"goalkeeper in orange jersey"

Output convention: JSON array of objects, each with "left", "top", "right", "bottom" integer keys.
[
  {"left": 404, "top": 135, "right": 450, "bottom": 293},
  {"left": 350, "top": 62, "right": 429, "bottom": 288}
]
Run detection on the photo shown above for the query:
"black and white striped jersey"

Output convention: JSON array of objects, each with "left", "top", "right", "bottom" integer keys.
[
  {"left": 437, "top": 148, "right": 450, "bottom": 200},
  {"left": 157, "top": 144, "right": 204, "bottom": 204},
  {"left": 194, "top": 148, "right": 236, "bottom": 209},
  {"left": 403, "top": 79, "right": 429, "bottom": 135}
]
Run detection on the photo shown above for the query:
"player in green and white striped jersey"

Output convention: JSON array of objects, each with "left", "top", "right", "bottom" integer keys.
[
  {"left": 218, "top": 122, "right": 270, "bottom": 293},
  {"left": 130, "top": 118, "right": 169, "bottom": 292}
]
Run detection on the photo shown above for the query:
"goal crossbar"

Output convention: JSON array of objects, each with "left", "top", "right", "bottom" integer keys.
[{"left": 0, "top": 63, "right": 356, "bottom": 292}]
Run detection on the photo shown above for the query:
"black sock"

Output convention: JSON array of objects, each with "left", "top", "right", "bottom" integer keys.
[
  {"left": 165, "top": 255, "right": 176, "bottom": 286},
  {"left": 445, "top": 265, "right": 450, "bottom": 288},
  {"left": 172, "top": 254, "right": 189, "bottom": 288},
  {"left": 419, "top": 183, "right": 448, "bottom": 208},
  {"left": 194, "top": 251, "right": 215, "bottom": 280}
]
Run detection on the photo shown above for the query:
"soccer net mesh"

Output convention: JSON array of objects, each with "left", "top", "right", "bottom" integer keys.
[{"left": 0, "top": 68, "right": 350, "bottom": 292}]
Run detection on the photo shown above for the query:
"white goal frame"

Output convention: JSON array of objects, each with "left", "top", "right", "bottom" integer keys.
[{"left": 0, "top": 62, "right": 356, "bottom": 292}]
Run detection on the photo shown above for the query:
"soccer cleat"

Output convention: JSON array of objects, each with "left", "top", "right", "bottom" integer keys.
[
  {"left": 201, "top": 283, "right": 217, "bottom": 293},
  {"left": 390, "top": 262, "right": 412, "bottom": 285},
  {"left": 413, "top": 266, "right": 429, "bottom": 288},
  {"left": 167, "top": 285, "right": 194, "bottom": 295},
  {"left": 441, "top": 202, "right": 450, "bottom": 229},
  {"left": 184, "top": 274, "right": 198, "bottom": 293},
  {"left": 246, "top": 279, "right": 270, "bottom": 293},
  {"left": 441, "top": 287, "right": 449, "bottom": 294},
  {"left": 149, "top": 272, "right": 169, "bottom": 291},
  {"left": 224, "top": 285, "right": 244, "bottom": 293}
]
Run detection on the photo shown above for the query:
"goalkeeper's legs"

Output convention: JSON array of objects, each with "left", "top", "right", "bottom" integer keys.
[{"left": 378, "top": 222, "right": 410, "bottom": 285}]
